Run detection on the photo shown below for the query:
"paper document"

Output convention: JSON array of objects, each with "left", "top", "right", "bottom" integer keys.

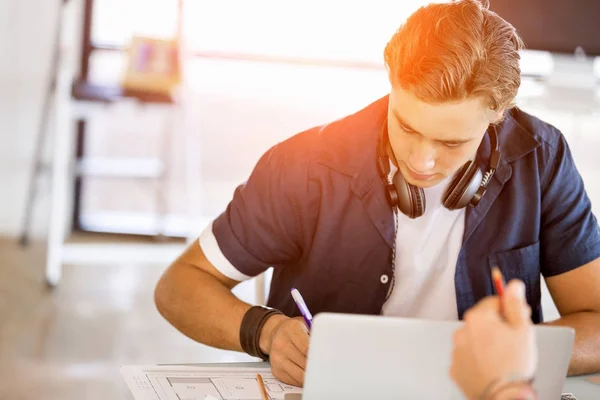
[{"left": 120, "top": 365, "right": 302, "bottom": 400}]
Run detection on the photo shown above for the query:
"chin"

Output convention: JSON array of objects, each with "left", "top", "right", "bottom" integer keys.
[
  {"left": 405, "top": 177, "right": 443, "bottom": 189},
  {"left": 399, "top": 164, "right": 444, "bottom": 188}
]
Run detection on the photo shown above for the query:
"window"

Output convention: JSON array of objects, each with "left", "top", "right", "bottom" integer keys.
[
  {"left": 83, "top": 0, "right": 447, "bottom": 85},
  {"left": 183, "top": 0, "right": 443, "bottom": 63},
  {"left": 92, "top": 0, "right": 179, "bottom": 48}
]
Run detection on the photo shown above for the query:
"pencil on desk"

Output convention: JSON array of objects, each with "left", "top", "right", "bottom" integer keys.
[{"left": 256, "top": 373, "right": 269, "bottom": 400}]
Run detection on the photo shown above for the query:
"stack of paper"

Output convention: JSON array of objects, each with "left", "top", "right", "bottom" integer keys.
[{"left": 121, "top": 365, "right": 302, "bottom": 400}]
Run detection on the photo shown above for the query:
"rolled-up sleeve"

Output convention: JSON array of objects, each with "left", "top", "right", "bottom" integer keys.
[
  {"left": 540, "top": 132, "right": 600, "bottom": 277},
  {"left": 201, "top": 142, "right": 309, "bottom": 280}
]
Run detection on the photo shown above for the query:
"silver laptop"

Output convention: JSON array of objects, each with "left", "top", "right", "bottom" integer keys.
[{"left": 302, "top": 313, "right": 574, "bottom": 399}]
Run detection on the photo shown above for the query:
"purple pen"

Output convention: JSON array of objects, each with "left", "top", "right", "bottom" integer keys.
[{"left": 291, "top": 288, "right": 313, "bottom": 329}]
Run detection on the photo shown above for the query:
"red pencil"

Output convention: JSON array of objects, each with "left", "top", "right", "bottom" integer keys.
[{"left": 491, "top": 266, "right": 506, "bottom": 297}]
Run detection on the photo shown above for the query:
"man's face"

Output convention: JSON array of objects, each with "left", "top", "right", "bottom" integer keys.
[{"left": 387, "top": 85, "right": 502, "bottom": 189}]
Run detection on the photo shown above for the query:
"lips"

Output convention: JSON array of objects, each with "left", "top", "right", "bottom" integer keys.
[{"left": 404, "top": 164, "right": 436, "bottom": 181}]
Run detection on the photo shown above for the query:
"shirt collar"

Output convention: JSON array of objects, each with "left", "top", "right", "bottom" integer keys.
[{"left": 314, "top": 95, "right": 542, "bottom": 199}]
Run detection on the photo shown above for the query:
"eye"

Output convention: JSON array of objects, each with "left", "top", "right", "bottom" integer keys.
[{"left": 445, "top": 142, "right": 463, "bottom": 149}]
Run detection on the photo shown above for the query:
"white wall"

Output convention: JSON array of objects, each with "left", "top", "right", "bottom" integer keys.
[
  {"left": 0, "top": 0, "right": 83, "bottom": 238},
  {"left": 0, "top": 0, "right": 58, "bottom": 237}
]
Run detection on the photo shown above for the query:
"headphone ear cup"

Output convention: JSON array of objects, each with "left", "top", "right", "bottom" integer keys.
[
  {"left": 385, "top": 182, "right": 399, "bottom": 208},
  {"left": 393, "top": 170, "right": 426, "bottom": 218},
  {"left": 443, "top": 162, "right": 483, "bottom": 210},
  {"left": 410, "top": 185, "right": 426, "bottom": 218}
]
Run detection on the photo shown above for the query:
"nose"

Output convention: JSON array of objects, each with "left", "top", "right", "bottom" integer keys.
[{"left": 408, "top": 141, "right": 436, "bottom": 173}]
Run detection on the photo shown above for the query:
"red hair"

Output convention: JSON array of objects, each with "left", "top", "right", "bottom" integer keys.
[{"left": 384, "top": 0, "right": 524, "bottom": 111}]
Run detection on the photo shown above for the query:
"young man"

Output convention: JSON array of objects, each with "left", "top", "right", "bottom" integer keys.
[{"left": 155, "top": 0, "right": 600, "bottom": 387}]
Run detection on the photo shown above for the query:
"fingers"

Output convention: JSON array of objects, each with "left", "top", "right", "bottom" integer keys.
[
  {"left": 452, "top": 327, "right": 467, "bottom": 348},
  {"left": 449, "top": 331, "right": 467, "bottom": 389},
  {"left": 449, "top": 348, "right": 464, "bottom": 386},
  {"left": 269, "top": 346, "right": 306, "bottom": 386},
  {"left": 270, "top": 354, "right": 305, "bottom": 387},
  {"left": 286, "top": 343, "right": 308, "bottom": 371},
  {"left": 289, "top": 342, "right": 309, "bottom": 370},
  {"left": 282, "top": 318, "right": 310, "bottom": 368},
  {"left": 292, "top": 316, "right": 311, "bottom": 333},
  {"left": 289, "top": 323, "right": 310, "bottom": 355},
  {"left": 463, "top": 296, "right": 501, "bottom": 324},
  {"left": 502, "top": 280, "right": 531, "bottom": 328},
  {"left": 270, "top": 333, "right": 307, "bottom": 368},
  {"left": 269, "top": 318, "right": 310, "bottom": 387}
]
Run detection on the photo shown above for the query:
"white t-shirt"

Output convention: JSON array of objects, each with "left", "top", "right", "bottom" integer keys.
[{"left": 380, "top": 163, "right": 465, "bottom": 320}]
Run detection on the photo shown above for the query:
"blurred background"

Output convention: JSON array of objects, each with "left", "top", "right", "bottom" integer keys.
[{"left": 0, "top": 0, "right": 599, "bottom": 398}]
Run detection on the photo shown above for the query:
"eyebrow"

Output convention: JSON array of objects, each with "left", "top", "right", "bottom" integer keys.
[{"left": 392, "top": 109, "right": 475, "bottom": 145}]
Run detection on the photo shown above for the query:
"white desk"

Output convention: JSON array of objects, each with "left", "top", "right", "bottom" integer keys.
[
  {"left": 563, "top": 374, "right": 600, "bottom": 400},
  {"left": 187, "top": 362, "right": 600, "bottom": 400}
]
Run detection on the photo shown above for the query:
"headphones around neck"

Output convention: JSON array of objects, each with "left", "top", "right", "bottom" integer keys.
[{"left": 376, "top": 121, "right": 501, "bottom": 219}]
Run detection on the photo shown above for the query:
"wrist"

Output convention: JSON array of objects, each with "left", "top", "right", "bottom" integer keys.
[
  {"left": 239, "top": 305, "right": 284, "bottom": 360},
  {"left": 258, "top": 314, "right": 289, "bottom": 354},
  {"left": 489, "top": 382, "right": 537, "bottom": 400},
  {"left": 478, "top": 373, "right": 536, "bottom": 400}
]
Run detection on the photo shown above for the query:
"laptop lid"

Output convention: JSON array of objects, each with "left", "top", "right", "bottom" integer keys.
[{"left": 302, "top": 313, "right": 574, "bottom": 400}]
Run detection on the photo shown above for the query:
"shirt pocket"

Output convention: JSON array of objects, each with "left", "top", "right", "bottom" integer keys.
[{"left": 488, "top": 241, "right": 541, "bottom": 307}]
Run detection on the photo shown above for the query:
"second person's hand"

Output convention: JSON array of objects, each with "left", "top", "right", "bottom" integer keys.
[{"left": 450, "top": 280, "right": 537, "bottom": 400}]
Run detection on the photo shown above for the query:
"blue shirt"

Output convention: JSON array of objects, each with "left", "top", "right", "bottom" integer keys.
[{"left": 211, "top": 95, "right": 600, "bottom": 323}]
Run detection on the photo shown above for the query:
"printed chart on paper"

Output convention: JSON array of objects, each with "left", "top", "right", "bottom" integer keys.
[{"left": 121, "top": 365, "right": 302, "bottom": 400}]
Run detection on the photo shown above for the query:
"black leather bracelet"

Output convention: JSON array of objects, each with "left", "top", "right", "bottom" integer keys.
[{"left": 240, "top": 305, "right": 283, "bottom": 360}]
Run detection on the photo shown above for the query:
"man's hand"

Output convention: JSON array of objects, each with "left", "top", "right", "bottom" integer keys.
[
  {"left": 259, "top": 315, "right": 310, "bottom": 387},
  {"left": 450, "top": 280, "right": 537, "bottom": 400}
]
